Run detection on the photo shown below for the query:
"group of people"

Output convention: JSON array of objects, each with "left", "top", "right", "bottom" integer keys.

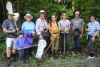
[{"left": 2, "top": 10, "right": 100, "bottom": 66}]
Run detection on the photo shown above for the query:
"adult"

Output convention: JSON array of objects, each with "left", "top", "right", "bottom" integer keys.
[
  {"left": 2, "top": 13, "right": 17, "bottom": 65},
  {"left": 59, "top": 12, "right": 71, "bottom": 55},
  {"left": 86, "top": 15, "right": 100, "bottom": 59},
  {"left": 36, "top": 10, "right": 48, "bottom": 38},
  {"left": 21, "top": 14, "right": 35, "bottom": 57},
  {"left": 48, "top": 15, "right": 60, "bottom": 56},
  {"left": 71, "top": 11, "right": 84, "bottom": 53}
]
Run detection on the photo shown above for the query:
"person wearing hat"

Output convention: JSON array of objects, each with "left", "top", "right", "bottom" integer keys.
[
  {"left": 2, "top": 12, "right": 17, "bottom": 65},
  {"left": 36, "top": 10, "right": 48, "bottom": 37},
  {"left": 71, "top": 11, "right": 84, "bottom": 54},
  {"left": 21, "top": 13, "right": 35, "bottom": 57}
]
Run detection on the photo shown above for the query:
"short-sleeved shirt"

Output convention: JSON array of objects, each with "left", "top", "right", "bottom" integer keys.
[
  {"left": 21, "top": 21, "right": 36, "bottom": 34},
  {"left": 71, "top": 18, "right": 84, "bottom": 31},
  {"left": 2, "top": 19, "right": 16, "bottom": 38},
  {"left": 59, "top": 19, "right": 71, "bottom": 33},
  {"left": 87, "top": 21, "right": 100, "bottom": 36}
]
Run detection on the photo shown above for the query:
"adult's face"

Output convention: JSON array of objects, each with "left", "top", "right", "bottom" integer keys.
[
  {"left": 40, "top": 13, "right": 45, "bottom": 19},
  {"left": 75, "top": 13, "right": 80, "bottom": 19},
  {"left": 8, "top": 15, "right": 14, "bottom": 21},
  {"left": 62, "top": 13, "right": 66, "bottom": 20},
  {"left": 51, "top": 15, "right": 56, "bottom": 22},
  {"left": 90, "top": 16, "right": 95, "bottom": 22},
  {"left": 25, "top": 16, "right": 32, "bottom": 22}
]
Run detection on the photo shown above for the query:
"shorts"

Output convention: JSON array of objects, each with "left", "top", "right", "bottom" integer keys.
[{"left": 6, "top": 38, "right": 16, "bottom": 48}]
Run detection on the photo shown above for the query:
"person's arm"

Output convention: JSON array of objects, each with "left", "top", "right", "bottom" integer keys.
[
  {"left": 2, "top": 21, "right": 16, "bottom": 33},
  {"left": 80, "top": 20, "right": 84, "bottom": 38},
  {"left": 65, "top": 20, "right": 71, "bottom": 32},
  {"left": 3, "top": 28, "right": 16, "bottom": 33},
  {"left": 92, "top": 22, "right": 100, "bottom": 41},
  {"left": 36, "top": 20, "right": 41, "bottom": 35}
]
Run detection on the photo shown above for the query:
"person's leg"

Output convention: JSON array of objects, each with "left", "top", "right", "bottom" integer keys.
[
  {"left": 87, "top": 37, "right": 95, "bottom": 57},
  {"left": 6, "top": 38, "right": 12, "bottom": 58},
  {"left": 60, "top": 33, "right": 64, "bottom": 54},
  {"left": 65, "top": 33, "right": 69, "bottom": 52},
  {"left": 6, "top": 38, "right": 12, "bottom": 66},
  {"left": 12, "top": 38, "right": 17, "bottom": 61},
  {"left": 77, "top": 37, "right": 81, "bottom": 52},
  {"left": 51, "top": 38, "right": 55, "bottom": 56},
  {"left": 28, "top": 47, "right": 33, "bottom": 56},
  {"left": 55, "top": 39, "right": 59, "bottom": 56},
  {"left": 19, "top": 49, "right": 25, "bottom": 61}
]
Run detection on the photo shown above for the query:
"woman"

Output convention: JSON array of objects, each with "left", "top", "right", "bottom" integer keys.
[
  {"left": 21, "top": 13, "right": 35, "bottom": 57},
  {"left": 48, "top": 15, "right": 60, "bottom": 56},
  {"left": 59, "top": 12, "right": 71, "bottom": 55}
]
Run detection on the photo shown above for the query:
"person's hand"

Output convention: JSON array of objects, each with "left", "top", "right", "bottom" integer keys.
[
  {"left": 11, "top": 29, "right": 16, "bottom": 33},
  {"left": 91, "top": 37, "right": 96, "bottom": 42},
  {"left": 53, "top": 34, "right": 57, "bottom": 39},
  {"left": 85, "top": 29, "right": 90, "bottom": 32}
]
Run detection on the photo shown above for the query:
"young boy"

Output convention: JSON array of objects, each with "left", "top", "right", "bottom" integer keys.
[{"left": 16, "top": 31, "right": 27, "bottom": 63}]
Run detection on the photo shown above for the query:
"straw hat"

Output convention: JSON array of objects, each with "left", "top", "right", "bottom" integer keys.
[
  {"left": 24, "top": 13, "right": 33, "bottom": 19},
  {"left": 75, "top": 11, "right": 80, "bottom": 14}
]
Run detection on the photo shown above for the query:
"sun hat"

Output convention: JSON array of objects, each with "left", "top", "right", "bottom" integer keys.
[
  {"left": 40, "top": 10, "right": 45, "bottom": 13},
  {"left": 75, "top": 11, "right": 80, "bottom": 14},
  {"left": 24, "top": 13, "right": 33, "bottom": 19}
]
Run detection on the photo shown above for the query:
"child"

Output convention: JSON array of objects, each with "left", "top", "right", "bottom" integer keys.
[
  {"left": 36, "top": 35, "right": 47, "bottom": 60},
  {"left": 16, "top": 31, "right": 27, "bottom": 63}
]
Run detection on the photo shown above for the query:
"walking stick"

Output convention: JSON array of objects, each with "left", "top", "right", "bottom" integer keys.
[
  {"left": 44, "top": 34, "right": 59, "bottom": 55},
  {"left": 63, "top": 33, "right": 66, "bottom": 55}
]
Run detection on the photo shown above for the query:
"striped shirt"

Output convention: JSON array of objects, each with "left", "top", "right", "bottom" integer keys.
[{"left": 87, "top": 21, "right": 100, "bottom": 36}]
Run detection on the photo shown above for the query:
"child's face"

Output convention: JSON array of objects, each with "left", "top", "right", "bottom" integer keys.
[{"left": 18, "top": 34, "right": 24, "bottom": 38}]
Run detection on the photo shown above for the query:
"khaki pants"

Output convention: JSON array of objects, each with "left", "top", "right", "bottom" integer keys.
[{"left": 51, "top": 36, "right": 59, "bottom": 51}]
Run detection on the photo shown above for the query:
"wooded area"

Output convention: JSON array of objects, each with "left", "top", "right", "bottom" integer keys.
[{"left": 0, "top": 0, "right": 100, "bottom": 67}]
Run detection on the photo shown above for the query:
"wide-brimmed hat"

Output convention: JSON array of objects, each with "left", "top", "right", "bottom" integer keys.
[
  {"left": 8, "top": 12, "right": 15, "bottom": 16},
  {"left": 40, "top": 10, "right": 45, "bottom": 13},
  {"left": 24, "top": 13, "right": 33, "bottom": 19},
  {"left": 75, "top": 11, "right": 80, "bottom": 14}
]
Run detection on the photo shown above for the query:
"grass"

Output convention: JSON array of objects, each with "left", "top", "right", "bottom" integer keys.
[{"left": 0, "top": 52, "right": 100, "bottom": 67}]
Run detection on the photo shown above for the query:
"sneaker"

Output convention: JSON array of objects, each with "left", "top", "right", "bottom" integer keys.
[{"left": 87, "top": 56, "right": 95, "bottom": 60}]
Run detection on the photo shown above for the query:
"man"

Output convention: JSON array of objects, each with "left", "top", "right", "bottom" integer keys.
[
  {"left": 36, "top": 10, "right": 48, "bottom": 36},
  {"left": 71, "top": 11, "right": 84, "bottom": 54},
  {"left": 2, "top": 13, "right": 17, "bottom": 65},
  {"left": 59, "top": 12, "right": 71, "bottom": 55},
  {"left": 86, "top": 15, "right": 100, "bottom": 59}
]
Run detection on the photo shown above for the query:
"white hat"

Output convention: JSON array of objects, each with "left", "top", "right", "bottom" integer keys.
[
  {"left": 8, "top": 12, "right": 15, "bottom": 16},
  {"left": 24, "top": 14, "right": 33, "bottom": 19},
  {"left": 40, "top": 10, "right": 45, "bottom": 13},
  {"left": 75, "top": 11, "right": 80, "bottom": 14}
]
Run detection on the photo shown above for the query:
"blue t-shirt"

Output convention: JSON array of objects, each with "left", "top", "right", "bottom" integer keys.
[{"left": 21, "top": 21, "right": 36, "bottom": 33}]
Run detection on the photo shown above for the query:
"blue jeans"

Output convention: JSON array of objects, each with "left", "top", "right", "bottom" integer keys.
[
  {"left": 87, "top": 35, "right": 95, "bottom": 54},
  {"left": 72, "top": 34, "right": 80, "bottom": 52},
  {"left": 60, "top": 33, "right": 69, "bottom": 52}
]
